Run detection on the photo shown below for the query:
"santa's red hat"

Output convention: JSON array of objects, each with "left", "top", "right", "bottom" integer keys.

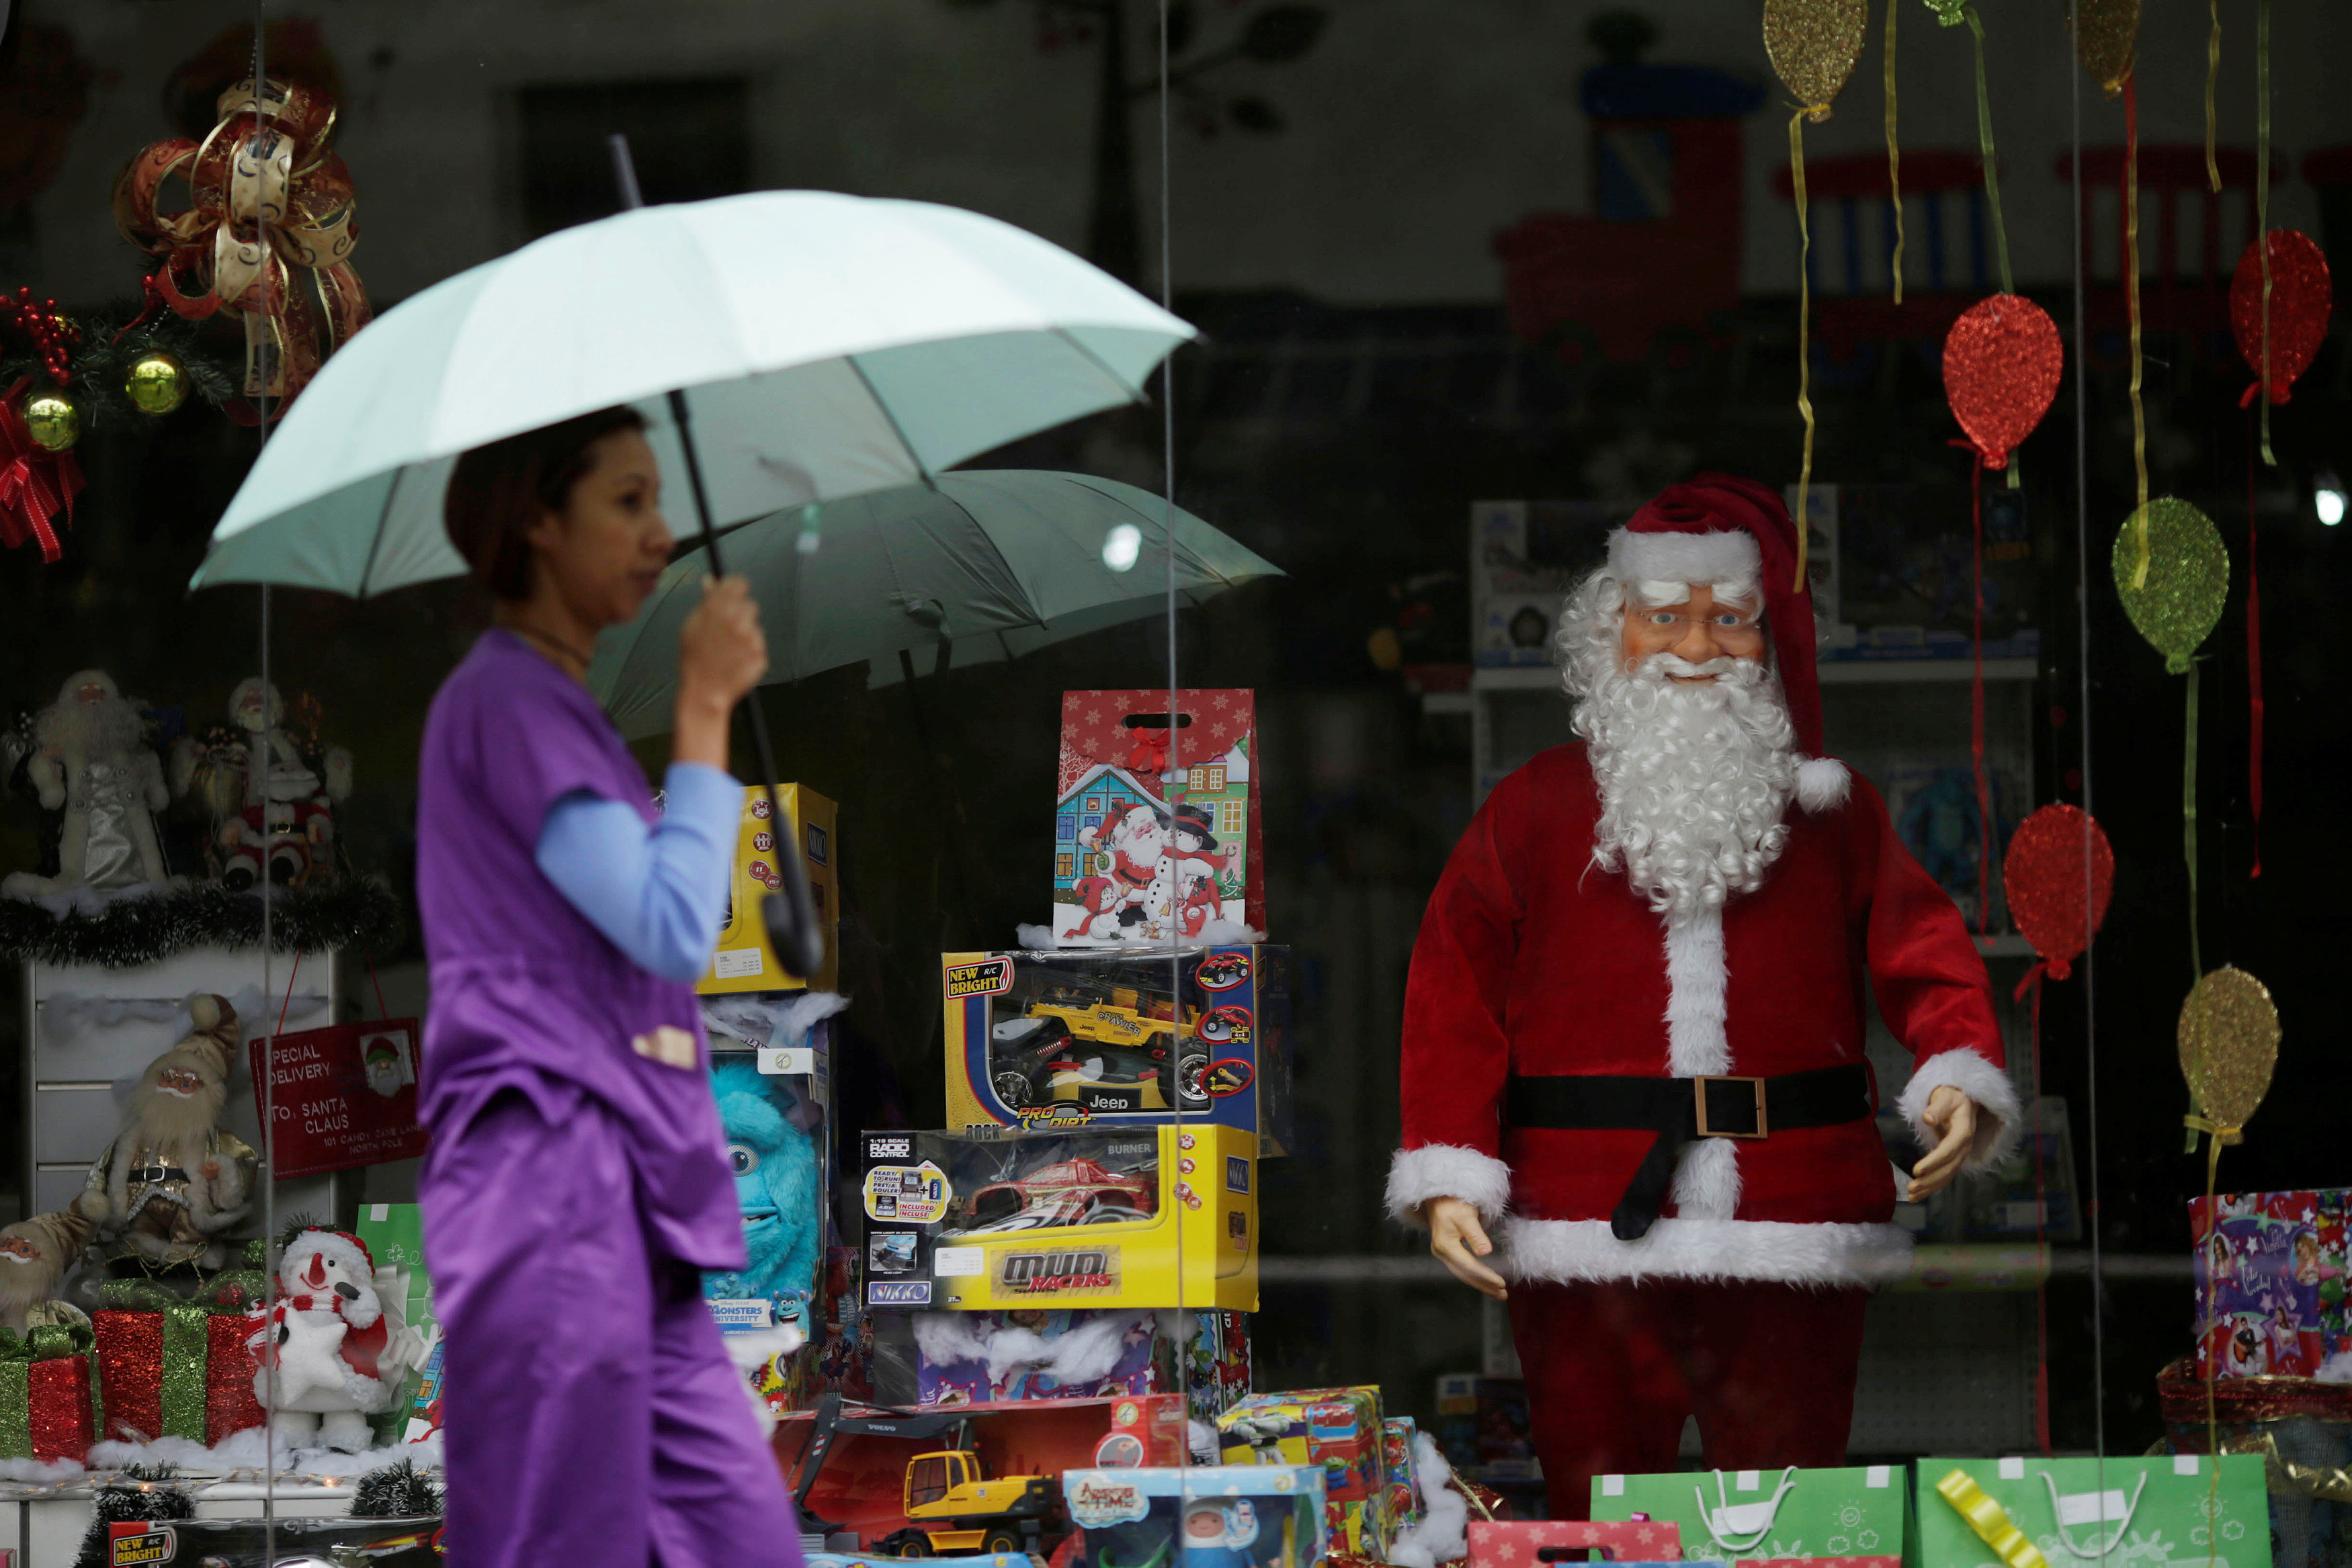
[{"left": 1607, "top": 473, "right": 1827, "bottom": 758}]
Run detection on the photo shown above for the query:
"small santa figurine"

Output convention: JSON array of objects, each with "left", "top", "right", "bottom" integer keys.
[
  {"left": 1388, "top": 476, "right": 2019, "bottom": 1518},
  {"left": 76, "top": 994, "right": 258, "bottom": 1271},
  {"left": 250, "top": 1227, "right": 423, "bottom": 1451},
  {"left": 2, "top": 670, "right": 173, "bottom": 899}
]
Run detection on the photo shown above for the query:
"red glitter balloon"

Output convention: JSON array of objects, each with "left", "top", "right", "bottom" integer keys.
[
  {"left": 1943, "top": 294, "right": 2064, "bottom": 470},
  {"left": 2231, "top": 228, "right": 2332, "bottom": 405},
  {"left": 2002, "top": 803, "right": 2114, "bottom": 978}
]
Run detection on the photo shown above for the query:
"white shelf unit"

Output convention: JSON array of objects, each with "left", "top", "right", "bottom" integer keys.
[{"left": 19, "top": 946, "right": 343, "bottom": 1231}]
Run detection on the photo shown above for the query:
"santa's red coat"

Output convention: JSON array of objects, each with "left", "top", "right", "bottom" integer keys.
[{"left": 1388, "top": 744, "right": 2020, "bottom": 1286}]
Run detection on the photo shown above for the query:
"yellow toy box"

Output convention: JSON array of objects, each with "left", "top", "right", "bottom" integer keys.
[
  {"left": 857, "top": 1124, "right": 1257, "bottom": 1313},
  {"left": 698, "top": 783, "right": 837, "bottom": 996}
]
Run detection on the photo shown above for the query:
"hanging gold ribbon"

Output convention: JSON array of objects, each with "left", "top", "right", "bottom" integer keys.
[
  {"left": 1792, "top": 105, "right": 1822, "bottom": 594},
  {"left": 2206, "top": 1, "right": 2222, "bottom": 193},
  {"left": 1936, "top": 1471, "right": 2052, "bottom": 1568},
  {"left": 2126, "top": 74, "right": 2150, "bottom": 589},
  {"left": 1886, "top": 0, "right": 1903, "bottom": 304},
  {"left": 112, "top": 76, "right": 370, "bottom": 412}
]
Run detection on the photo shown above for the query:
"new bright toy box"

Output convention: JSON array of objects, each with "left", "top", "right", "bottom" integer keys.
[
  {"left": 1061, "top": 1465, "right": 1329, "bottom": 1568},
  {"left": 858, "top": 1125, "right": 1258, "bottom": 1312},
  {"left": 941, "top": 946, "right": 1292, "bottom": 1155}
]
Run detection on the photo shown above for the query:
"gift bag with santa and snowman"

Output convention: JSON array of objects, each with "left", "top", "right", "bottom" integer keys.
[{"left": 1052, "top": 691, "right": 1261, "bottom": 947}]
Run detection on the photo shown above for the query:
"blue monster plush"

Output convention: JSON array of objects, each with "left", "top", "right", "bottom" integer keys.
[{"left": 703, "top": 1056, "right": 821, "bottom": 1331}]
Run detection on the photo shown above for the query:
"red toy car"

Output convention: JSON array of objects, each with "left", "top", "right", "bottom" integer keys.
[{"left": 950, "top": 1158, "right": 1157, "bottom": 1237}]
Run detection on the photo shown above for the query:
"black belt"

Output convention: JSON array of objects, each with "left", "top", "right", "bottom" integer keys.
[{"left": 1504, "top": 1063, "right": 1873, "bottom": 1242}]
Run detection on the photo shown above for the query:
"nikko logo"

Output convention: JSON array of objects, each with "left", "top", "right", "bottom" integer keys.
[
  {"left": 870, "top": 1280, "right": 933, "bottom": 1306},
  {"left": 868, "top": 1135, "right": 913, "bottom": 1160},
  {"left": 997, "top": 1247, "right": 1119, "bottom": 1296}
]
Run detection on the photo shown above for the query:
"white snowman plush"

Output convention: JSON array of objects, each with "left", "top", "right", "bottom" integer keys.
[{"left": 248, "top": 1228, "right": 423, "bottom": 1451}]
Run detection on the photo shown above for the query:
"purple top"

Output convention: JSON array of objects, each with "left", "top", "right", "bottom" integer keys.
[{"left": 415, "top": 628, "right": 744, "bottom": 1270}]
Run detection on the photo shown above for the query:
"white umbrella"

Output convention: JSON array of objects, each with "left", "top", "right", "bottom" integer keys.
[{"left": 190, "top": 189, "right": 1195, "bottom": 595}]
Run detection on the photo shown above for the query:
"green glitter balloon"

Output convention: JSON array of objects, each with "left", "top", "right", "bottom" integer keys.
[{"left": 2113, "top": 497, "right": 2229, "bottom": 672}]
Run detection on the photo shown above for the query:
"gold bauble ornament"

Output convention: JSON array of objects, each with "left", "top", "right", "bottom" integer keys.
[
  {"left": 1763, "top": 0, "right": 1868, "bottom": 120},
  {"left": 124, "top": 351, "right": 189, "bottom": 416},
  {"left": 2179, "top": 966, "right": 2279, "bottom": 1135},
  {"left": 20, "top": 390, "right": 80, "bottom": 452}
]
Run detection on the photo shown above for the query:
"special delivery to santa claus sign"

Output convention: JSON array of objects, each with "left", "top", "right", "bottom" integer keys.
[{"left": 249, "top": 1018, "right": 429, "bottom": 1177}]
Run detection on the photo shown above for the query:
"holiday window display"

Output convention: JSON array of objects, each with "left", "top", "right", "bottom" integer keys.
[
  {"left": 1054, "top": 690, "right": 1260, "bottom": 944},
  {"left": 1390, "top": 477, "right": 2021, "bottom": 1520},
  {"left": 1, "top": 670, "right": 174, "bottom": 901},
  {"left": 75, "top": 993, "right": 259, "bottom": 1272},
  {"left": 249, "top": 1226, "right": 427, "bottom": 1452},
  {"left": 1059, "top": 1466, "right": 1329, "bottom": 1568},
  {"left": 172, "top": 677, "right": 353, "bottom": 891},
  {"left": 942, "top": 945, "right": 1293, "bottom": 1153},
  {"left": 858, "top": 1125, "right": 1258, "bottom": 1312}
]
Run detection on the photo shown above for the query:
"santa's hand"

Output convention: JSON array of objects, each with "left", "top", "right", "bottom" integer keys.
[
  {"left": 1906, "top": 1084, "right": 1982, "bottom": 1200},
  {"left": 200, "top": 1160, "right": 219, "bottom": 1180},
  {"left": 1419, "top": 1197, "right": 1508, "bottom": 1301}
]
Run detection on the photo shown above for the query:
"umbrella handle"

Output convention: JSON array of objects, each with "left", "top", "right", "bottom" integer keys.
[{"left": 611, "top": 134, "right": 825, "bottom": 982}]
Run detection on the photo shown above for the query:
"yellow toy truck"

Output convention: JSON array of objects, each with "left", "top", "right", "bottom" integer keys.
[
  {"left": 988, "top": 986, "right": 1210, "bottom": 1113},
  {"left": 878, "top": 1448, "right": 1064, "bottom": 1557}
]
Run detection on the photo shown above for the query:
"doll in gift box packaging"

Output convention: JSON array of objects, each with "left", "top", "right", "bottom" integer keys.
[{"left": 1390, "top": 478, "right": 2019, "bottom": 1518}]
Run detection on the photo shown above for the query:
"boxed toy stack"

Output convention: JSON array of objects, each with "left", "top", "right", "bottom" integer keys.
[
  {"left": 1216, "top": 1385, "right": 1391, "bottom": 1557},
  {"left": 2189, "top": 1188, "right": 2351, "bottom": 1379}
]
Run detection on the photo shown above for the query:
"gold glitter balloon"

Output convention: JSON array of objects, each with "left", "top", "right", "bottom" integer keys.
[
  {"left": 1765, "top": 0, "right": 1867, "bottom": 120},
  {"left": 19, "top": 389, "right": 79, "bottom": 452},
  {"left": 2179, "top": 967, "right": 2279, "bottom": 1133},
  {"left": 124, "top": 351, "right": 188, "bottom": 416},
  {"left": 2113, "top": 497, "right": 2228, "bottom": 672},
  {"left": 2073, "top": 0, "right": 2139, "bottom": 98}
]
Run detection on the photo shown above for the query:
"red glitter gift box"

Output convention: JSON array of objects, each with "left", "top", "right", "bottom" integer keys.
[
  {"left": 1, "top": 1334, "right": 96, "bottom": 1463},
  {"left": 92, "top": 1307, "right": 267, "bottom": 1446}
]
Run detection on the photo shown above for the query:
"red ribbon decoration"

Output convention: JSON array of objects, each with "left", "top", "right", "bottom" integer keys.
[
  {"left": 113, "top": 76, "right": 370, "bottom": 415},
  {"left": 0, "top": 376, "right": 84, "bottom": 563},
  {"left": 1126, "top": 728, "right": 1173, "bottom": 777}
]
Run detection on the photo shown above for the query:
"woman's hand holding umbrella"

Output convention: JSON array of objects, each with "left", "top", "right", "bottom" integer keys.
[{"left": 673, "top": 575, "right": 769, "bottom": 772}]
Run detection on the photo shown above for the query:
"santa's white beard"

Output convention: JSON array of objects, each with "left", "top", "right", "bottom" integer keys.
[
  {"left": 132, "top": 1072, "right": 225, "bottom": 1166},
  {"left": 1574, "top": 652, "right": 1800, "bottom": 924},
  {"left": 38, "top": 693, "right": 144, "bottom": 760}
]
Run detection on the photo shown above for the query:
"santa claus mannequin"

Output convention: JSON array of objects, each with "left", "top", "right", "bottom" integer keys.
[{"left": 1386, "top": 476, "right": 2019, "bottom": 1518}]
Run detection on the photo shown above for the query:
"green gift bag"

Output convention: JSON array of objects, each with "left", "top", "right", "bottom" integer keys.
[
  {"left": 1915, "top": 1455, "right": 2268, "bottom": 1568},
  {"left": 1592, "top": 1465, "right": 1913, "bottom": 1561},
  {"left": 355, "top": 1203, "right": 439, "bottom": 1447}
]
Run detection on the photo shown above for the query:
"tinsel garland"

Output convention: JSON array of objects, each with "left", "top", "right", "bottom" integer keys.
[
  {"left": 0, "top": 299, "right": 239, "bottom": 432},
  {"left": 0, "top": 876, "right": 403, "bottom": 968},
  {"left": 351, "top": 1457, "right": 444, "bottom": 1520},
  {"left": 72, "top": 1465, "right": 195, "bottom": 1568}
]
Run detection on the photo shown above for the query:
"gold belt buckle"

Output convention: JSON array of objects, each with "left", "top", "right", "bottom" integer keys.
[{"left": 1693, "top": 1076, "right": 1768, "bottom": 1139}]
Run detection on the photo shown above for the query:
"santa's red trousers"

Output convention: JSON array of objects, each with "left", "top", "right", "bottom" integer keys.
[{"left": 1508, "top": 1277, "right": 1870, "bottom": 1520}]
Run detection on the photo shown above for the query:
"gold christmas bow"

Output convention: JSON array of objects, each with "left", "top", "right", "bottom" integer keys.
[
  {"left": 112, "top": 76, "right": 369, "bottom": 411},
  {"left": 1936, "top": 1469, "right": 2051, "bottom": 1568}
]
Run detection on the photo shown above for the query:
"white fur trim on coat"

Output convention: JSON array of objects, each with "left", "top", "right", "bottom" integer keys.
[
  {"left": 1794, "top": 756, "right": 1851, "bottom": 813},
  {"left": 1501, "top": 1214, "right": 1915, "bottom": 1287},
  {"left": 1387, "top": 1145, "right": 1513, "bottom": 1227},
  {"left": 1896, "top": 1047, "right": 2023, "bottom": 1174},
  {"left": 1662, "top": 909, "right": 1738, "bottom": 1219},
  {"left": 1608, "top": 527, "right": 1762, "bottom": 588}
]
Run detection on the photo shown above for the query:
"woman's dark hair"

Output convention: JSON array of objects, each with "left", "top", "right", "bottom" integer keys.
[{"left": 443, "top": 405, "right": 647, "bottom": 601}]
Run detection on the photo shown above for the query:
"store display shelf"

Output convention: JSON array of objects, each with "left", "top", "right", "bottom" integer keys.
[{"left": 1819, "top": 658, "right": 2038, "bottom": 685}]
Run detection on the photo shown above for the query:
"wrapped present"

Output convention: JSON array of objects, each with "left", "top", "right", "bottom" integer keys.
[
  {"left": 1218, "top": 1386, "right": 1388, "bottom": 1556},
  {"left": 2159, "top": 1356, "right": 2352, "bottom": 1568},
  {"left": 2190, "top": 1188, "right": 2349, "bottom": 1379},
  {"left": 1593, "top": 1465, "right": 1908, "bottom": 1561},
  {"left": 1, "top": 1321, "right": 98, "bottom": 1463},
  {"left": 91, "top": 1272, "right": 269, "bottom": 1446},
  {"left": 1917, "top": 1455, "right": 2267, "bottom": 1568},
  {"left": 1054, "top": 689, "right": 1261, "bottom": 945},
  {"left": 1384, "top": 1418, "right": 1422, "bottom": 1537},
  {"left": 1466, "top": 1520, "right": 1687, "bottom": 1565}
]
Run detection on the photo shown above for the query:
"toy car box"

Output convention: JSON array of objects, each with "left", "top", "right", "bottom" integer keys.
[
  {"left": 1060, "top": 1465, "right": 1329, "bottom": 1568},
  {"left": 941, "top": 946, "right": 1293, "bottom": 1155},
  {"left": 859, "top": 1125, "right": 1258, "bottom": 1312},
  {"left": 700, "top": 782, "right": 839, "bottom": 995},
  {"left": 1217, "top": 1385, "right": 1389, "bottom": 1557}
]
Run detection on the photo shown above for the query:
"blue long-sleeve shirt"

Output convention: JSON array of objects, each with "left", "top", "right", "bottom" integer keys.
[{"left": 534, "top": 761, "right": 741, "bottom": 984}]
